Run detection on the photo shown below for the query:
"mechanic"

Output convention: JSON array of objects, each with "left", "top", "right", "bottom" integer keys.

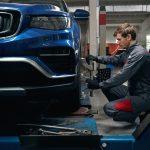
[{"left": 86, "top": 23, "right": 150, "bottom": 123}]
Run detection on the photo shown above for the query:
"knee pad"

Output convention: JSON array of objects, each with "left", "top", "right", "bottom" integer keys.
[{"left": 114, "top": 99, "right": 133, "bottom": 112}]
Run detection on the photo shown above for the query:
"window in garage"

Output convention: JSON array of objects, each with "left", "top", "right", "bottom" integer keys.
[{"left": 146, "top": 35, "right": 150, "bottom": 51}]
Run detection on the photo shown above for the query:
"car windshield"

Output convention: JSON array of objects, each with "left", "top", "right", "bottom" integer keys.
[{"left": 0, "top": 0, "right": 68, "bottom": 12}]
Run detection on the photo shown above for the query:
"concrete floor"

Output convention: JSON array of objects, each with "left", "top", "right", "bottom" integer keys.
[{"left": 88, "top": 89, "right": 137, "bottom": 135}]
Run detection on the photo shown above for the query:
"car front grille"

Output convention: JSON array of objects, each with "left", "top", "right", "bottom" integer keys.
[
  {"left": 0, "top": 62, "right": 75, "bottom": 87},
  {"left": 0, "top": 47, "right": 77, "bottom": 87},
  {"left": 0, "top": 10, "right": 21, "bottom": 38},
  {"left": 39, "top": 47, "right": 76, "bottom": 74}
]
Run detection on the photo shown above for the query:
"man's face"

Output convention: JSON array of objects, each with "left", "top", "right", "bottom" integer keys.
[{"left": 116, "top": 33, "right": 131, "bottom": 49}]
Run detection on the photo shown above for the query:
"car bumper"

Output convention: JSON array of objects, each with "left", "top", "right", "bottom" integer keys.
[{"left": 0, "top": 56, "right": 78, "bottom": 97}]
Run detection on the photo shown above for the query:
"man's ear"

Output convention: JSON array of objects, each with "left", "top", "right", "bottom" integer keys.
[{"left": 127, "top": 34, "right": 132, "bottom": 41}]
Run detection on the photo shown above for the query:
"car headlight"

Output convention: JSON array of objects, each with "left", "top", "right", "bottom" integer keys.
[{"left": 30, "top": 16, "right": 71, "bottom": 30}]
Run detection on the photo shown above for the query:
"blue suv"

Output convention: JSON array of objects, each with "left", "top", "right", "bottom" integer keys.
[{"left": 0, "top": 0, "right": 88, "bottom": 115}]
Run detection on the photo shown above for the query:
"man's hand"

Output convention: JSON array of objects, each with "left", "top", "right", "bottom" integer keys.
[
  {"left": 86, "top": 55, "right": 98, "bottom": 64},
  {"left": 86, "top": 79, "right": 100, "bottom": 89}
]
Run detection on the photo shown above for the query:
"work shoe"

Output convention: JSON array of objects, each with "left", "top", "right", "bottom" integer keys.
[{"left": 72, "top": 107, "right": 91, "bottom": 116}]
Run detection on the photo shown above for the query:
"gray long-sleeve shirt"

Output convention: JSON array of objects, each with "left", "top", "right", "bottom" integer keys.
[{"left": 98, "top": 44, "right": 150, "bottom": 96}]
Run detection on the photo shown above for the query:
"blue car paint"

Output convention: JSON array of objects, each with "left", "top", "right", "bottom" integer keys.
[
  {"left": 0, "top": 2, "right": 80, "bottom": 86},
  {"left": 0, "top": 29, "right": 75, "bottom": 54},
  {"left": 0, "top": 4, "right": 79, "bottom": 54},
  {"left": 0, "top": 137, "right": 21, "bottom": 150},
  {"left": 0, "top": 3, "right": 65, "bottom": 15}
]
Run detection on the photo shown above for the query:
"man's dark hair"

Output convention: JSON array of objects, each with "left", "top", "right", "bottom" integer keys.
[{"left": 113, "top": 23, "right": 137, "bottom": 40}]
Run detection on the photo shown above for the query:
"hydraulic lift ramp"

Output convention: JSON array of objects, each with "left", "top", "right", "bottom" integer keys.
[
  {"left": 0, "top": 89, "right": 99, "bottom": 150},
  {"left": 99, "top": 113, "right": 150, "bottom": 150},
  {"left": 18, "top": 117, "right": 100, "bottom": 150}
]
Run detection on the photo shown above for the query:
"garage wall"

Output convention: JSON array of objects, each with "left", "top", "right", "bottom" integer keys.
[
  {"left": 140, "top": 16, "right": 150, "bottom": 49},
  {"left": 106, "top": 26, "right": 116, "bottom": 43}
]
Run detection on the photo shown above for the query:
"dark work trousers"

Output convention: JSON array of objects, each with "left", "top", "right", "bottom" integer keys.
[{"left": 102, "top": 85, "right": 139, "bottom": 123}]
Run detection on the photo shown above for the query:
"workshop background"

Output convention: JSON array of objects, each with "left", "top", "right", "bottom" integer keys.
[{"left": 66, "top": 0, "right": 150, "bottom": 57}]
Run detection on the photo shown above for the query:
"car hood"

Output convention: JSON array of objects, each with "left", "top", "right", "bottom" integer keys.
[{"left": 0, "top": 3, "right": 68, "bottom": 16}]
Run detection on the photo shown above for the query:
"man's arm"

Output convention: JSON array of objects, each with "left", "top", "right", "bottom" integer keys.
[
  {"left": 87, "top": 53, "right": 125, "bottom": 66},
  {"left": 97, "top": 53, "right": 125, "bottom": 66},
  {"left": 99, "top": 51, "right": 145, "bottom": 89}
]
